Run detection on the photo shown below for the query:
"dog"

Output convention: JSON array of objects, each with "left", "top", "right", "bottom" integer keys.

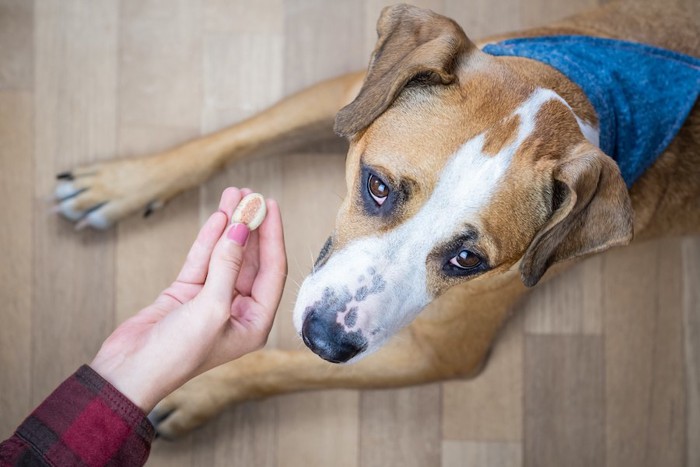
[{"left": 54, "top": 1, "right": 699, "bottom": 437}]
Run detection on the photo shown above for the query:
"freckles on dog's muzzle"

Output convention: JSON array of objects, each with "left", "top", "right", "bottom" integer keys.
[{"left": 301, "top": 309, "right": 368, "bottom": 363}]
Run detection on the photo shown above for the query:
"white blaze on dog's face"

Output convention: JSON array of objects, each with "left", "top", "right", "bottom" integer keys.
[
  {"left": 293, "top": 5, "right": 630, "bottom": 364},
  {"left": 294, "top": 77, "right": 594, "bottom": 363}
]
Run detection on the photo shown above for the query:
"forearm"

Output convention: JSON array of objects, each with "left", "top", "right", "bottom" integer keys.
[{"left": 0, "top": 366, "right": 154, "bottom": 467}]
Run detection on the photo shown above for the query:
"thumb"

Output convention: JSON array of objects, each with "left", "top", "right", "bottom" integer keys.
[{"left": 202, "top": 223, "right": 250, "bottom": 304}]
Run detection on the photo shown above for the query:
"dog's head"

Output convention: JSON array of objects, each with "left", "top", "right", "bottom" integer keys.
[{"left": 293, "top": 5, "right": 633, "bottom": 363}]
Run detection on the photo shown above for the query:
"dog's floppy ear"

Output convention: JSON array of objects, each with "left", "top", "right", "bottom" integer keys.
[
  {"left": 519, "top": 141, "right": 633, "bottom": 287},
  {"left": 334, "top": 4, "right": 473, "bottom": 137}
]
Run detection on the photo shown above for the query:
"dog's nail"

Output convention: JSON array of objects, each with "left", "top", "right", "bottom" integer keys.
[
  {"left": 144, "top": 200, "right": 165, "bottom": 218},
  {"left": 56, "top": 171, "right": 74, "bottom": 180}
]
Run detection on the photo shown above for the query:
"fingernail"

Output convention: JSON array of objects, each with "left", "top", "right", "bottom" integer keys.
[{"left": 227, "top": 223, "right": 249, "bottom": 245}]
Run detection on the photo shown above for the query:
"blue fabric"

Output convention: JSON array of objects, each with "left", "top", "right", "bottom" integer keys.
[{"left": 483, "top": 35, "right": 700, "bottom": 186}]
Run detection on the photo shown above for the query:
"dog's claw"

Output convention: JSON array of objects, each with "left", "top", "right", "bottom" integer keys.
[
  {"left": 143, "top": 200, "right": 164, "bottom": 218},
  {"left": 148, "top": 404, "right": 181, "bottom": 440},
  {"left": 54, "top": 180, "right": 85, "bottom": 202},
  {"left": 147, "top": 409, "right": 175, "bottom": 441},
  {"left": 148, "top": 407, "right": 172, "bottom": 425},
  {"left": 52, "top": 158, "right": 176, "bottom": 229}
]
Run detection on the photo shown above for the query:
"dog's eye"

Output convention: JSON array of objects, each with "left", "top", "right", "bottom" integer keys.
[
  {"left": 367, "top": 174, "right": 389, "bottom": 206},
  {"left": 449, "top": 250, "right": 481, "bottom": 270}
]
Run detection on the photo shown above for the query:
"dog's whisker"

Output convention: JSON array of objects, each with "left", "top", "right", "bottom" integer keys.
[{"left": 290, "top": 251, "right": 312, "bottom": 281}]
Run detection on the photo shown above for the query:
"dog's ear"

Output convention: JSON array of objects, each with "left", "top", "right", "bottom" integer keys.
[
  {"left": 334, "top": 4, "right": 473, "bottom": 137},
  {"left": 519, "top": 141, "right": 633, "bottom": 287}
]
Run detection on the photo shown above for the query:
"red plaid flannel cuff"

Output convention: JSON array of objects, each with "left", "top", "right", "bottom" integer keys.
[{"left": 11, "top": 365, "right": 155, "bottom": 466}]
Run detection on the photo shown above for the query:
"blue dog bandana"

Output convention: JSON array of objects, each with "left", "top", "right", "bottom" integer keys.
[{"left": 483, "top": 36, "right": 700, "bottom": 186}]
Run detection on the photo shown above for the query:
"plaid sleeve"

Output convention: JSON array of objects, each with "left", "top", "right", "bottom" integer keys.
[{"left": 0, "top": 365, "right": 155, "bottom": 467}]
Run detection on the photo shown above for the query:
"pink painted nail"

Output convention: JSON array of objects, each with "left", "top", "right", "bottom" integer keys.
[{"left": 227, "top": 223, "right": 249, "bottom": 245}]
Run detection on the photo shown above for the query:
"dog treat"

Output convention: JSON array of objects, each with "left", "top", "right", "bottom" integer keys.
[{"left": 232, "top": 193, "right": 267, "bottom": 230}]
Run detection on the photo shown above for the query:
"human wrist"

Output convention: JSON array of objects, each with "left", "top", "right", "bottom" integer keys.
[{"left": 90, "top": 354, "right": 170, "bottom": 413}]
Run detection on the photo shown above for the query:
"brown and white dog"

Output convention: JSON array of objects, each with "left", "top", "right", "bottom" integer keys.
[{"left": 54, "top": 1, "right": 699, "bottom": 437}]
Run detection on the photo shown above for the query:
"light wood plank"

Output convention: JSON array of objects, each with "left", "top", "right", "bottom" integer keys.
[
  {"left": 32, "top": 0, "right": 118, "bottom": 403},
  {"left": 115, "top": 0, "right": 203, "bottom": 328},
  {"left": 524, "top": 335, "right": 604, "bottom": 467},
  {"left": 247, "top": 153, "right": 346, "bottom": 467},
  {"left": 283, "top": 0, "right": 366, "bottom": 93},
  {"left": 115, "top": 0, "right": 203, "bottom": 361},
  {"left": 519, "top": 0, "right": 599, "bottom": 29},
  {"left": 197, "top": 5, "right": 287, "bottom": 464},
  {"left": 604, "top": 239, "right": 686, "bottom": 467},
  {"left": 0, "top": 0, "right": 34, "bottom": 445},
  {"left": 0, "top": 0, "right": 33, "bottom": 90},
  {"left": 0, "top": 91, "right": 33, "bottom": 438},
  {"left": 207, "top": 400, "right": 277, "bottom": 467},
  {"left": 682, "top": 237, "right": 700, "bottom": 467},
  {"left": 442, "top": 311, "right": 523, "bottom": 441},
  {"left": 119, "top": 0, "right": 202, "bottom": 128},
  {"left": 147, "top": 434, "right": 195, "bottom": 467},
  {"left": 115, "top": 3, "right": 204, "bottom": 466},
  {"left": 198, "top": 15, "right": 286, "bottom": 293},
  {"left": 201, "top": 34, "right": 283, "bottom": 133},
  {"left": 523, "top": 256, "right": 603, "bottom": 335},
  {"left": 360, "top": 385, "right": 441, "bottom": 467},
  {"left": 270, "top": 4, "right": 365, "bottom": 466},
  {"left": 277, "top": 391, "right": 360, "bottom": 467},
  {"left": 442, "top": 440, "right": 522, "bottom": 467},
  {"left": 204, "top": 0, "right": 284, "bottom": 34},
  {"left": 445, "top": 0, "right": 524, "bottom": 41}
]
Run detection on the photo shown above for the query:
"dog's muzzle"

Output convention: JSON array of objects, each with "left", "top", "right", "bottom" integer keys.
[{"left": 301, "top": 310, "right": 367, "bottom": 363}]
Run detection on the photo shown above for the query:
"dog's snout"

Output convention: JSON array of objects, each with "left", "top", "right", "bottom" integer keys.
[{"left": 301, "top": 310, "right": 367, "bottom": 363}]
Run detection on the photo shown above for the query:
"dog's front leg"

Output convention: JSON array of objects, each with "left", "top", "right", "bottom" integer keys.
[
  {"left": 149, "top": 280, "right": 520, "bottom": 439},
  {"left": 149, "top": 344, "right": 458, "bottom": 440},
  {"left": 53, "top": 71, "right": 365, "bottom": 228}
]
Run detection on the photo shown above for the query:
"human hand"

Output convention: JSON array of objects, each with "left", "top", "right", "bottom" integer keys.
[{"left": 90, "top": 187, "right": 287, "bottom": 412}]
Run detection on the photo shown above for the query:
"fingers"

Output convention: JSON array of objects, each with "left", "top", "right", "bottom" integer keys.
[
  {"left": 199, "top": 190, "right": 285, "bottom": 318},
  {"left": 218, "top": 186, "right": 246, "bottom": 218},
  {"left": 176, "top": 188, "right": 242, "bottom": 284},
  {"left": 175, "top": 212, "right": 228, "bottom": 284},
  {"left": 219, "top": 187, "right": 258, "bottom": 294},
  {"left": 233, "top": 228, "right": 260, "bottom": 295},
  {"left": 251, "top": 199, "right": 287, "bottom": 312},
  {"left": 202, "top": 222, "right": 250, "bottom": 305}
]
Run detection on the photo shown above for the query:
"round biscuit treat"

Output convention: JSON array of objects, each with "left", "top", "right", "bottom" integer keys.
[{"left": 232, "top": 193, "right": 267, "bottom": 230}]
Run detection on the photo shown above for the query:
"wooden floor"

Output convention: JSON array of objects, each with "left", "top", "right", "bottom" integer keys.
[{"left": 1, "top": 0, "right": 699, "bottom": 466}]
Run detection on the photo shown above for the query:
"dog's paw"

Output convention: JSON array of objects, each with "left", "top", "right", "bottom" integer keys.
[
  {"left": 149, "top": 375, "right": 230, "bottom": 439},
  {"left": 53, "top": 156, "right": 177, "bottom": 230}
]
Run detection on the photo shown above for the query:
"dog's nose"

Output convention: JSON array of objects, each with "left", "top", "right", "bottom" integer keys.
[{"left": 301, "top": 311, "right": 367, "bottom": 363}]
